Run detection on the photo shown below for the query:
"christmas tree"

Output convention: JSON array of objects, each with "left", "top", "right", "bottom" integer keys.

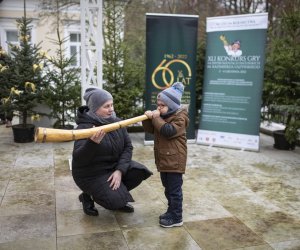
[
  {"left": 0, "top": 46, "right": 14, "bottom": 126},
  {"left": 43, "top": 29, "right": 81, "bottom": 128},
  {"left": 5, "top": 15, "right": 46, "bottom": 127}
]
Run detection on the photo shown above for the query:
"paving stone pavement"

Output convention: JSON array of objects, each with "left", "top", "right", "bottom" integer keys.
[{"left": 0, "top": 124, "right": 299, "bottom": 250}]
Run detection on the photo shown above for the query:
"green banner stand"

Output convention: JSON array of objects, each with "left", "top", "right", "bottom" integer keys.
[
  {"left": 197, "top": 13, "right": 268, "bottom": 151},
  {"left": 145, "top": 13, "right": 199, "bottom": 144}
]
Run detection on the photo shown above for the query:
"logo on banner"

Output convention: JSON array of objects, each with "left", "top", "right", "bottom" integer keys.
[{"left": 151, "top": 56, "right": 192, "bottom": 90}]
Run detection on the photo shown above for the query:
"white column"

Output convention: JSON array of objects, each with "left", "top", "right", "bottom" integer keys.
[{"left": 80, "top": 0, "right": 103, "bottom": 103}]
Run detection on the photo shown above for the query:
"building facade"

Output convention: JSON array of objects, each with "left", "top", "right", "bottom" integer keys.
[{"left": 0, "top": 0, "right": 81, "bottom": 67}]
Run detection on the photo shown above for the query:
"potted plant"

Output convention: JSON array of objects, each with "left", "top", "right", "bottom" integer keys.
[
  {"left": 43, "top": 29, "right": 81, "bottom": 129},
  {"left": 36, "top": 0, "right": 81, "bottom": 129},
  {"left": 263, "top": 9, "right": 300, "bottom": 150},
  {"left": 0, "top": 46, "right": 14, "bottom": 127},
  {"left": 2, "top": 16, "right": 46, "bottom": 143}
]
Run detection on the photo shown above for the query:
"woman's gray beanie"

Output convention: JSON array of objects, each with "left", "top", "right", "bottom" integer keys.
[{"left": 83, "top": 87, "right": 113, "bottom": 113}]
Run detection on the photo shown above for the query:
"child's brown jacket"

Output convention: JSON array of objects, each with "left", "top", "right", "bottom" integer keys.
[{"left": 142, "top": 107, "right": 189, "bottom": 173}]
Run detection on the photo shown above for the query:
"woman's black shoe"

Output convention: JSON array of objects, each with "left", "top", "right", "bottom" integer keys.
[
  {"left": 79, "top": 193, "right": 99, "bottom": 216},
  {"left": 118, "top": 203, "right": 134, "bottom": 213}
]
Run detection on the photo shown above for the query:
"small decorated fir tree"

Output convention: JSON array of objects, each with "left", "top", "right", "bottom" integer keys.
[
  {"left": 4, "top": 16, "right": 46, "bottom": 128},
  {"left": 43, "top": 29, "right": 81, "bottom": 128},
  {"left": 0, "top": 46, "right": 14, "bottom": 125}
]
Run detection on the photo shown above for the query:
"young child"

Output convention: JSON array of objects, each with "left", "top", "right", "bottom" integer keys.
[{"left": 142, "top": 82, "right": 189, "bottom": 228}]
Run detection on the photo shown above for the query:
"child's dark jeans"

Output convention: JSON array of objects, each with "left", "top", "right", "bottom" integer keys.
[{"left": 160, "top": 172, "right": 183, "bottom": 221}]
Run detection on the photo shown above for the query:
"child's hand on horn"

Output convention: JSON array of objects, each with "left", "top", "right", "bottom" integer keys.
[{"left": 145, "top": 110, "right": 153, "bottom": 119}]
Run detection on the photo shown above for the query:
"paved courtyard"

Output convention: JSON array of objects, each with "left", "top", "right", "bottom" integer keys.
[{"left": 0, "top": 124, "right": 299, "bottom": 250}]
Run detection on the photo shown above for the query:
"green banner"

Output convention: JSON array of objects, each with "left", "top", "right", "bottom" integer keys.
[
  {"left": 145, "top": 14, "right": 198, "bottom": 142},
  {"left": 197, "top": 13, "right": 268, "bottom": 151}
]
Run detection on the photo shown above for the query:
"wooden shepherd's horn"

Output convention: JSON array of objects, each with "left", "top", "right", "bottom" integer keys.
[{"left": 34, "top": 115, "right": 148, "bottom": 143}]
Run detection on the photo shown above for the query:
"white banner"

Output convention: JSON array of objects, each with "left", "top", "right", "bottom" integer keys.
[{"left": 207, "top": 13, "right": 268, "bottom": 32}]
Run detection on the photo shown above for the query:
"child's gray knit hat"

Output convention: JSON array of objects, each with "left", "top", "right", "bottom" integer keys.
[{"left": 157, "top": 82, "right": 184, "bottom": 111}]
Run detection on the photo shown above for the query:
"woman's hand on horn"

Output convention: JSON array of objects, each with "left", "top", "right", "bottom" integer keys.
[{"left": 90, "top": 128, "right": 106, "bottom": 144}]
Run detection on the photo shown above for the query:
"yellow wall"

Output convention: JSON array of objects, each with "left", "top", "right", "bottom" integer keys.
[{"left": 0, "top": 2, "right": 80, "bottom": 56}]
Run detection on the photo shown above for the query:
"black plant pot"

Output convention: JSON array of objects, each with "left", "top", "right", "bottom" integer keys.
[
  {"left": 127, "top": 126, "right": 144, "bottom": 133},
  {"left": 273, "top": 130, "right": 296, "bottom": 150},
  {"left": 12, "top": 124, "right": 35, "bottom": 143}
]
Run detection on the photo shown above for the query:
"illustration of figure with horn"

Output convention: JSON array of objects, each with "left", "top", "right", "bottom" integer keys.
[{"left": 220, "top": 35, "right": 242, "bottom": 57}]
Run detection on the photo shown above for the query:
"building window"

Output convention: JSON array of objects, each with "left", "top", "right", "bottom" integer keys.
[
  {"left": 69, "top": 33, "right": 81, "bottom": 66},
  {"left": 6, "top": 30, "right": 18, "bottom": 54}
]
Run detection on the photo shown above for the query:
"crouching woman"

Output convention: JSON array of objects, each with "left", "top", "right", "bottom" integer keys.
[{"left": 72, "top": 87, "right": 152, "bottom": 216}]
